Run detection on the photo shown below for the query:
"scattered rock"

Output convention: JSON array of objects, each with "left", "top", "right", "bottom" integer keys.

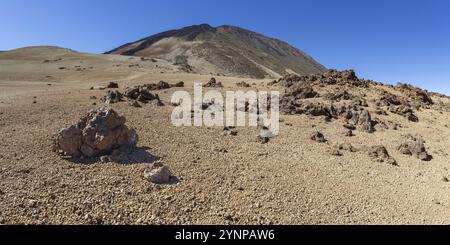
[
  {"left": 127, "top": 99, "right": 142, "bottom": 108},
  {"left": 324, "top": 90, "right": 354, "bottom": 101},
  {"left": 173, "top": 81, "right": 185, "bottom": 87},
  {"left": 345, "top": 129, "right": 354, "bottom": 137},
  {"left": 331, "top": 149, "right": 343, "bottom": 156},
  {"left": 236, "top": 81, "right": 251, "bottom": 88},
  {"left": 203, "top": 77, "right": 223, "bottom": 88},
  {"left": 358, "top": 110, "right": 375, "bottom": 133},
  {"left": 389, "top": 105, "right": 419, "bottom": 122},
  {"left": 143, "top": 162, "right": 172, "bottom": 184},
  {"left": 223, "top": 127, "right": 238, "bottom": 136},
  {"left": 101, "top": 90, "right": 123, "bottom": 104},
  {"left": 124, "top": 86, "right": 163, "bottom": 105},
  {"left": 396, "top": 83, "right": 433, "bottom": 106},
  {"left": 277, "top": 70, "right": 367, "bottom": 88},
  {"left": 337, "top": 143, "right": 358, "bottom": 152},
  {"left": 52, "top": 107, "right": 138, "bottom": 158},
  {"left": 311, "top": 132, "right": 326, "bottom": 143},
  {"left": 213, "top": 147, "right": 228, "bottom": 153},
  {"left": 147, "top": 81, "right": 171, "bottom": 90},
  {"left": 377, "top": 92, "right": 403, "bottom": 107},
  {"left": 366, "top": 145, "right": 397, "bottom": 165},
  {"left": 343, "top": 124, "right": 356, "bottom": 130},
  {"left": 107, "top": 82, "right": 119, "bottom": 89},
  {"left": 283, "top": 84, "right": 319, "bottom": 100},
  {"left": 100, "top": 156, "right": 110, "bottom": 163},
  {"left": 397, "top": 138, "right": 431, "bottom": 161},
  {"left": 258, "top": 136, "right": 270, "bottom": 144}
]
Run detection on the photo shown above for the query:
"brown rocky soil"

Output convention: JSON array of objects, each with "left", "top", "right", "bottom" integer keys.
[{"left": 0, "top": 47, "right": 450, "bottom": 225}]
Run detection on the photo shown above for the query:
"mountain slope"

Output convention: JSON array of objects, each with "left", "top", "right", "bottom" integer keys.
[{"left": 106, "top": 24, "right": 327, "bottom": 79}]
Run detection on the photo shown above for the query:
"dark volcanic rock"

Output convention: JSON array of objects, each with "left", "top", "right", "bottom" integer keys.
[
  {"left": 236, "top": 81, "right": 251, "bottom": 88},
  {"left": 389, "top": 105, "right": 419, "bottom": 122},
  {"left": 223, "top": 127, "right": 238, "bottom": 136},
  {"left": 283, "top": 84, "right": 319, "bottom": 100},
  {"left": 146, "top": 81, "right": 171, "bottom": 90},
  {"left": 204, "top": 77, "right": 224, "bottom": 88},
  {"left": 324, "top": 90, "right": 354, "bottom": 101},
  {"left": 311, "top": 132, "right": 326, "bottom": 143},
  {"left": 397, "top": 138, "right": 431, "bottom": 161},
  {"left": 107, "top": 82, "right": 119, "bottom": 89},
  {"left": 173, "top": 81, "right": 185, "bottom": 87},
  {"left": 101, "top": 90, "right": 123, "bottom": 104},
  {"left": 367, "top": 145, "right": 397, "bottom": 165},
  {"left": 358, "top": 110, "right": 375, "bottom": 133},
  {"left": 124, "top": 86, "right": 163, "bottom": 105},
  {"left": 377, "top": 92, "right": 403, "bottom": 107},
  {"left": 396, "top": 83, "right": 433, "bottom": 105}
]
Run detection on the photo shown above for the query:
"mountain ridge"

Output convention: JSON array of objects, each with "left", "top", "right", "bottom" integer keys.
[{"left": 106, "top": 24, "right": 328, "bottom": 79}]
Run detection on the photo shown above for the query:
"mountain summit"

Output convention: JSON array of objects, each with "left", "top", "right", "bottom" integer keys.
[{"left": 106, "top": 24, "right": 327, "bottom": 78}]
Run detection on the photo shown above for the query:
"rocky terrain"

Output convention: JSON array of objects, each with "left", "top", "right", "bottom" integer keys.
[
  {"left": 0, "top": 42, "right": 450, "bottom": 225},
  {"left": 106, "top": 24, "right": 327, "bottom": 79}
]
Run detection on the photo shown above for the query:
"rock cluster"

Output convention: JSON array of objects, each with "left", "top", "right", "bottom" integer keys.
[
  {"left": 274, "top": 70, "right": 369, "bottom": 88},
  {"left": 324, "top": 90, "right": 354, "bottom": 101},
  {"left": 52, "top": 107, "right": 138, "bottom": 158},
  {"left": 281, "top": 100, "right": 375, "bottom": 133},
  {"left": 396, "top": 83, "right": 433, "bottom": 106},
  {"left": 376, "top": 92, "right": 403, "bottom": 107},
  {"left": 123, "top": 86, "right": 164, "bottom": 106},
  {"left": 389, "top": 105, "right": 419, "bottom": 122},
  {"left": 283, "top": 84, "right": 319, "bottom": 100},
  {"left": 141, "top": 81, "right": 183, "bottom": 91},
  {"left": 236, "top": 81, "right": 251, "bottom": 88}
]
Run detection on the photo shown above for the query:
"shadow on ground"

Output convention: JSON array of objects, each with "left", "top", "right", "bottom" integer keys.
[{"left": 66, "top": 146, "right": 160, "bottom": 165}]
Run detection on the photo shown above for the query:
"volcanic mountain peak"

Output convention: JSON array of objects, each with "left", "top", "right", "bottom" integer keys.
[{"left": 107, "top": 24, "right": 328, "bottom": 79}]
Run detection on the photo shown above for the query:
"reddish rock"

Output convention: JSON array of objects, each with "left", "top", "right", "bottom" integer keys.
[{"left": 52, "top": 107, "right": 138, "bottom": 158}]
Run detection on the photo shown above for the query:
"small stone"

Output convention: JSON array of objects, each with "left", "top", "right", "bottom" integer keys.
[
  {"left": 143, "top": 162, "right": 172, "bottom": 184},
  {"left": 311, "top": 132, "right": 326, "bottom": 143},
  {"left": 259, "top": 136, "right": 270, "bottom": 144},
  {"left": 28, "top": 200, "right": 38, "bottom": 208},
  {"left": 224, "top": 214, "right": 234, "bottom": 221},
  {"left": 331, "top": 150, "right": 342, "bottom": 156},
  {"left": 223, "top": 127, "right": 238, "bottom": 136},
  {"left": 100, "top": 156, "right": 110, "bottom": 163},
  {"left": 345, "top": 129, "right": 353, "bottom": 137}
]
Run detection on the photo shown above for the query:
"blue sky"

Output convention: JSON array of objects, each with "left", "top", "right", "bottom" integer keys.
[{"left": 1, "top": 0, "right": 449, "bottom": 95}]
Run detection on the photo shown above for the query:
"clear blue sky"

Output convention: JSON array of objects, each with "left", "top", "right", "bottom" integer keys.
[{"left": 1, "top": 0, "right": 449, "bottom": 95}]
